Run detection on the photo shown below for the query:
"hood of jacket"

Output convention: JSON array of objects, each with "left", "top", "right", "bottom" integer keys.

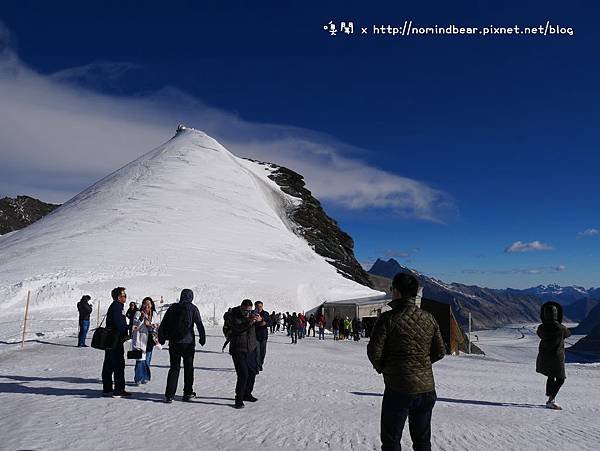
[
  {"left": 540, "top": 301, "right": 563, "bottom": 324},
  {"left": 180, "top": 289, "right": 194, "bottom": 304}
]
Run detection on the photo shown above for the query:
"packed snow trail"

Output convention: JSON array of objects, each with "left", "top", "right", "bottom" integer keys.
[{"left": 0, "top": 326, "right": 598, "bottom": 450}]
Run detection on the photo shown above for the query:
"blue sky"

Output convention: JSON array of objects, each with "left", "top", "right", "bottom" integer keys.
[{"left": 0, "top": 1, "right": 598, "bottom": 288}]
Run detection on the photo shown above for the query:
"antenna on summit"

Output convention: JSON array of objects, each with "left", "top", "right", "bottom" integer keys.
[{"left": 176, "top": 124, "right": 187, "bottom": 133}]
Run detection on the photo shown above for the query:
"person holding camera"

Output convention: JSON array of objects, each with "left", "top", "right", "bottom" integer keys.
[
  {"left": 228, "top": 299, "right": 265, "bottom": 409},
  {"left": 254, "top": 301, "right": 271, "bottom": 372}
]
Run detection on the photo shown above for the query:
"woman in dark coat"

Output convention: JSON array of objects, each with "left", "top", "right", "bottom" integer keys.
[{"left": 536, "top": 301, "right": 571, "bottom": 410}]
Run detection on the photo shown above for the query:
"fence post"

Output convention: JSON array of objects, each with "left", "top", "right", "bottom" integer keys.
[
  {"left": 468, "top": 311, "right": 472, "bottom": 354},
  {"left": 21, "top": 290, "right": 31, "bottom": 349},
  {"left": 97, "top": 300, "right": 101, "bottom": 328}
]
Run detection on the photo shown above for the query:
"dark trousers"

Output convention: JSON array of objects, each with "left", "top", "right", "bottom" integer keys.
[
  {"left": 308, "top": 325, "right": 315, "bottom": 337},
  {"left": 102, "top": 343, "right": 125, "bottom": 393},
  {"left": 290, "top": 329, "right": 298, "bottom": 343},
  {"left": 78, "top": 320, "right": 90, "bottom": 346},
  {"left": 165, "top": 343, "right": 195, "bottom": 398},
  {"left": 546, "top": 376, "right": 565, "bottom": 399},
  {"left": 231, "top": 349, "right": 258, "bottom": 401},
  {"left": 381, "top": 389, "right": 436, "bottom": 451},
  {"left": 256, "top": 339, "right": 267, "bottom": 370}
]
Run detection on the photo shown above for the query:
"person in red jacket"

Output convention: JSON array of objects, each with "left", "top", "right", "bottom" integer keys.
[{"left": 317, "top": 314, "right": 326, "bottom": 340}]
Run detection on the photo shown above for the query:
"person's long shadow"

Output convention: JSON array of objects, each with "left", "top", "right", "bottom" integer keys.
[
  {"left": 0, "top": 339, "right": 78, "bottom": 348},
  {"left": 350, "top": 392, "right": 545, "bottom": 409},
  {"left": 195, "top": 349, "right": 222, "bottom": 355},
  {"left": 126, "top": 363, "right": 234, "bottom": 372},
  {"left": 0, "top": 379, "right": 234, "bottom": 406},
  {"left": 0, "top": 374, "right": 100, "bottom": 384}
]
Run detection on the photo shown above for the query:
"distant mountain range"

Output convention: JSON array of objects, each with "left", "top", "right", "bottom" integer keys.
[
  {"left": 0, "top": 196, "right": 59, "bottom": 235},
  {"left": 512, "top": 284, "right": 600, "bottom": 306},
  {"left": 369, "top": 258, "right": 600, "bottom": 330}
]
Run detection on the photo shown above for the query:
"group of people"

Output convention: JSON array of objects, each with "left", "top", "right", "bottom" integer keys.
[
  {"left": 76, "top": 272, "right": 572, "bottom": 450},
  {"left": 331, "top": 315, "right": 363, "bottom": 341},
  {"left": 85, "top": 287, "right": 270, "bottom": 409}
]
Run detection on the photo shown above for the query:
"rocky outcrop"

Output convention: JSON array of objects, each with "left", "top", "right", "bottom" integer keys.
[
  {"left": 564, "top": 298, "right": 600, "bottom": 322},
  {"left": 571, "top": 302, "right": 600, "bottom": 335},
  {"left": 567, "top": 324, "right": 600, "bottom": 363},
  {"left": 248, "top": 160, "right": 372, "bottom": 288},
  {"left": 0, "top": 196, "right": 60, "bottom": 235}
]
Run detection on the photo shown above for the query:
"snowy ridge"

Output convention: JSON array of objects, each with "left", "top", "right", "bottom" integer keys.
[{"left": 0, "top": 127, "right": 378, "bottom": 339}]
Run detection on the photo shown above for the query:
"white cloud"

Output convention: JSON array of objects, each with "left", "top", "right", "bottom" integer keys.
[
  {"left": 384, "top": 248, "right": 420, "bottom": 259},
  {"left": 0, "top": 24, "right": 456, "bottom": 221},
  {"left": 578, "top": 228, "right": 599, "bottom": 238},
  {"left": 462, "top": 265, "right": 566, "bottom": 275},
  {"left": 504, "top": 240, "right": 554, "bottom": 253}
]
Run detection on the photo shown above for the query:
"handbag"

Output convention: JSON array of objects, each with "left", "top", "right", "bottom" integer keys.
[
  {"left": 91, "top": 315, "right": 120, "bottom": 350},
  {"left": 127, "top": 349, "right": 143, "bottom": 359}
]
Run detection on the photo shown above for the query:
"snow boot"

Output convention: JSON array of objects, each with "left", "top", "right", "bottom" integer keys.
[
  {"left": 183, "top": 392, "right": 197, "bottom": 402},
  {"left": 546, "top": 400, "right": 562, "bottom": 410}
]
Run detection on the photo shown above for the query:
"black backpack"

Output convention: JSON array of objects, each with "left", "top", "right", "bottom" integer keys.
[
  {"left": 161, "top": 303, "right": 191, "bottom": 342},
  {"left": 222, "top": 311, "right": 232, "bottom": 337}
]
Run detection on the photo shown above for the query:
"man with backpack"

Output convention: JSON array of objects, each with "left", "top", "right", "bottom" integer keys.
[{"left": 158, "top": 288, "right": 206, "bottom": 403}]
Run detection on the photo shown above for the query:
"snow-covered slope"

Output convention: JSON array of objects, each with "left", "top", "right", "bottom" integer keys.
[{"left": 0, "top": 127, "right": 378, "bottom": 337}]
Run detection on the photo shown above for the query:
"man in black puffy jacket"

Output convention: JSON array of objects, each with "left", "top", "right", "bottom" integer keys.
[
  {"left": 160, "top": 288, "right": 206, "bottom": 403},
  {"left": 367, "top": 273, "right": 445, "bottom": 451},
  {"left": 229, "top": 299, "right": 265, "bottom": 409}
]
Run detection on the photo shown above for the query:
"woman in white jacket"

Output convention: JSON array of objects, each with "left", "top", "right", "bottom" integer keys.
[{"left": 131, "top": 297, "right": 160, "bottom": 384}]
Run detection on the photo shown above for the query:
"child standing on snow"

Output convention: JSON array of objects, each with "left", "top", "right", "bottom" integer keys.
[{"left": 536, "top": 301, "right": 571, "bottom": 410}]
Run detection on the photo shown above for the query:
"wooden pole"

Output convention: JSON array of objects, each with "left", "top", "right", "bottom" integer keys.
[
  {"left": 21, "top": 290, "right": 31, "bottom": 349},
  {"left": 468, "top": 311, "right": 472, "bottom": 354},
  {"left": 96, "top": 300, "right": 100, "bottom": 328}
]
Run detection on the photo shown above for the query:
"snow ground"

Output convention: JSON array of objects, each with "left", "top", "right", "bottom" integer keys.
[{"left": 0, "top": 325, "right": 598, "bottom": 450}]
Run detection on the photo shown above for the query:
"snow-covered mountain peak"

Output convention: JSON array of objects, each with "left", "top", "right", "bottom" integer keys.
[{"left": 0, "top": 129, "right": 378, "bottom": 324}]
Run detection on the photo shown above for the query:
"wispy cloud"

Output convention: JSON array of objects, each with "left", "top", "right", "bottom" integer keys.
[
  {"left": 578, "top": 228, "right": 599, "bottom": 238},
  {"left": 384, "top": 248, "right": 420, "bottom": 259},
  {"left": 0, "top": 22, "right": 456, "bottom": 221},
  {"left": 462, "top": 265, "right": 566, "bottom": 275},
  {"left": 504, "top": 240, "right": 554, "bottom": 253}
]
